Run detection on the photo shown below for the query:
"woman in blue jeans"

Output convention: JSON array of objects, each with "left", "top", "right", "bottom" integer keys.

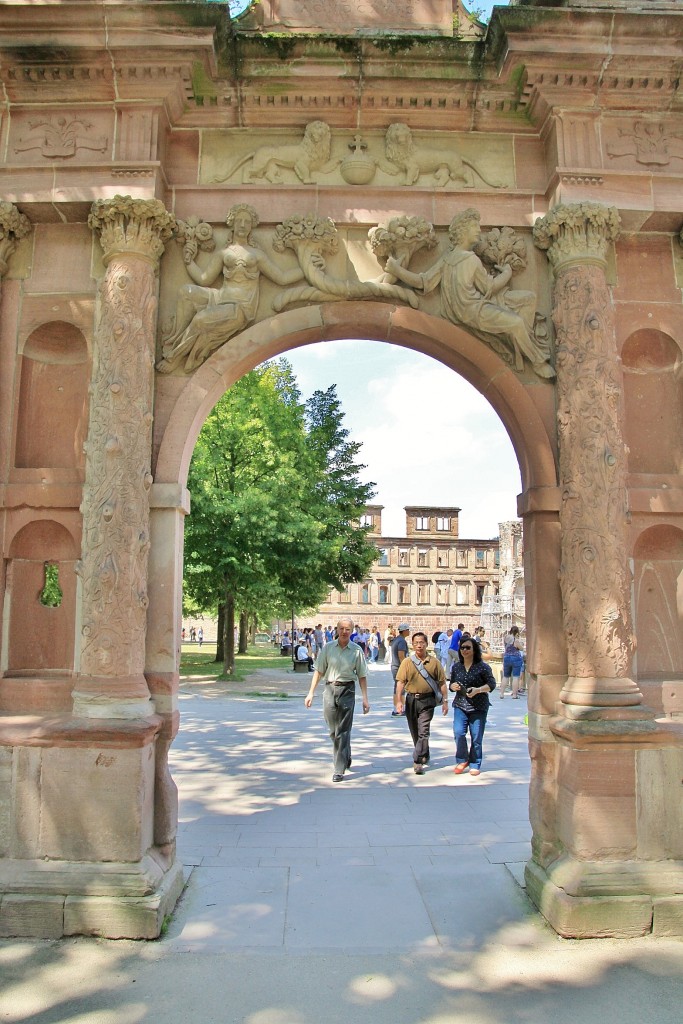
[
  {"left": 449, "top": 637, "right": 496, "bottom": 776},
  {"left": 501, "top": 625, "right": 524, "bottom": 699}
]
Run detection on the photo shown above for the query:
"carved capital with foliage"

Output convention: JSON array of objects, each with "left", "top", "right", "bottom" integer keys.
[
  {"left": 0, "top": 200, "right": 31, "bottom": 277},
  {"left": 89, "top": 195, "right": 176, "bottom": 266},
  {"left": 533, "top": 202, "right": 620, "bottom": 273}
]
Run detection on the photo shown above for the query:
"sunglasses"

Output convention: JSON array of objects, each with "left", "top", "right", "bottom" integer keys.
[{"left": 460, "top": 645, "right": 473, "bottom": 651}]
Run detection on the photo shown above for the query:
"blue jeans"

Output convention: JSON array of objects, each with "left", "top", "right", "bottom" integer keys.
[
  {"left": 453, "top": 707, "right": 488, "bottom": 770},
  {"left": 503, "top": 653, "right": 523, "bottom": 679}
]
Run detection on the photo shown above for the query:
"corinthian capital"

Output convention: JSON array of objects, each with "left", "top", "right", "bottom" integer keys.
[
  {"left": 0, "top": 200, "right": 31, "bottom": 277},
  {"left": 88, "top": 195, "right": 176, "bottom": 266},
  {"left": 533, "top": 202, "right": 620, "bottom": 273}
]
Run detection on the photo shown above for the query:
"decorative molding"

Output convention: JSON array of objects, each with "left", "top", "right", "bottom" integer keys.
[
  {"left": 14, "top": 116, "right": 108, "bottom": 160},
  {"left": 208, "top": 120, "right": 511, "bottom": 189},
  {"left": 560, "top": 175, "right": 604, "bottom": 187},
  {"left": 606, "top": 120, "right": 683, "bottom": 166},
  {"left": 533, "top": 202, "right": 620, "bottom": 273}
]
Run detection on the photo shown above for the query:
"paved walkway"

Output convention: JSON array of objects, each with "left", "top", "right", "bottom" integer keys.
[{"left": 2, "top": 665, "right": 682, "bottom": 1024}]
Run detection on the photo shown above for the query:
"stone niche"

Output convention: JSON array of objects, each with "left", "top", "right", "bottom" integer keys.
[{"left": 248, "top": 0, "right": 458, "bottom": 35}]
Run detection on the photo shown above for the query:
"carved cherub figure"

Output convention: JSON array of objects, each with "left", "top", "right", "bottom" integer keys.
[
  {"left": 385, "top": 208, "right": 555, "bottom": 379},
  {"left": 381, "top": 123, "right": 506, "bottom": 189}
]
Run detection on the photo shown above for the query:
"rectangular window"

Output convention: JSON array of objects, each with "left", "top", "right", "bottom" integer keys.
[
  {"left": 436, "top": 517, "right": 450, "bottom": 531},
  {"left": 436, "top": 583, "right": 449, "bottom": 605},
  {"left": 378, "top": 548, "right": 389, "bottom": 566},
  {"left": 360, "top": 514, "right": 373, "bottom": 528},
  {"left": 475, "top": 584, "right": 486, "bottom": 606},
  {"left": 417, "top": 583, "right": 430, "bottom": 605},
  {"left": 378, "top": 584, "right": 390, "bottom": 605},
  {"left": 417, "top": 548, "right": 428, "bottom": 567},
  {"left": 456, "top": 584, "right": 469, "bottom": 605},
  {"left": 476, "top": 549, "right": 486, "bottom": 568},
  {"left": 398, "top": 583, "right": 411, "bottom": 605},
  {"left": 494, "top": 550, "right": 500, "bottom": 568},
  {"left": 398, "top": 548, "right": 410, "bottom": 567},
  {"left": 339, "top": 586, "right": 351, "bottom": 603},
  {"left": 437, "top": 549, "right": 449, "bottom": 568},
  {"left": 456, "top": 549, "right": 468, "bottom": 568},
  {"left": 361, "top": 583, "right": 370, "bottom": 604},
  {"left": 415, "top": 516, "right": 429, "bottom": 531}
]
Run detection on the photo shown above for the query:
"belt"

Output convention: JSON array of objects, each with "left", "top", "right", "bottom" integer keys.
[{"left": 328, "top": 680, "right": 355, "bottom": 686}]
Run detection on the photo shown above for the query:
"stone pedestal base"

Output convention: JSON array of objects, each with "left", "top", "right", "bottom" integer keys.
[
  {"left": 0, "top": 858, "right": 185, "bottom": 939},
  {"left": 526, "top": 707, "right": 683, "bottom": 938},
  {"left": 525, "top": 858, "right": 683, "bottom": 938},
  {"left": 0, "top": 712, "right": 183, "bottom": 938}
]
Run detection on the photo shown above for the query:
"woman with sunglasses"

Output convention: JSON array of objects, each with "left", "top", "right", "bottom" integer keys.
[{"left": 449, "top": 637, "right": 496, "bottom": 777}]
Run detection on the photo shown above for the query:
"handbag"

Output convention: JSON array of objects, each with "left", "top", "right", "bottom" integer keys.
[{"left": 409, "top": 654, "right": 443, "bottom": 704}]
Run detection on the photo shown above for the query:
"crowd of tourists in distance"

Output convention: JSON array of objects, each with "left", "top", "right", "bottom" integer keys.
[{"left": 294, "top": 616, "right": 526, "bottom": 783}]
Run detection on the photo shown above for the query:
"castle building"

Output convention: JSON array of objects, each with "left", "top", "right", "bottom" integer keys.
[{"left": 313, "top": 505, "right": 502, "bottom": 636}]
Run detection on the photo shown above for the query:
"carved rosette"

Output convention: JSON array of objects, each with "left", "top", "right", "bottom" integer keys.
[
  {"left": 75, "top": 197, "right": 176, "bottom": 718},
  {"left": 0, "top": 200, "right": 31, "bottom": 279},
  {"left": 534, "top": 203, "right": 640, "bottom": 708}
]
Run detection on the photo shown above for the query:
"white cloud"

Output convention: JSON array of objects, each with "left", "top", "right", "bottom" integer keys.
[{"left": 275, "top": 340, "right": 521, "bottom": 540}]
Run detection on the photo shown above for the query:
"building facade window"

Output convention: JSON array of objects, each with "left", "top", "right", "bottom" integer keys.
[
  {"left": 476, "top": 549, "right": 486, "bottom": 568},
  {"left": 415, "top": 516, "right": 429, "bottom": 531},
  {"left": 398, "top": 583, "right": 411, "bottom": 604},
  {"left": 494, "top": 550, "right": 500, "bottom": 568},
  {"left": 378, "top": 584, "right": 390, "bottom": 605},
  {"left": 398, "top": 548, "right": 410, "bottom": 567},
  {"left": 475, "top": 584, "right": 486, "bottom": 606},
  {"left": 378, "top": 547, "right": 389, "bottom": 566},
  {"left": 456, "top": 583, "right": 469, "bottom": 605},
  {"left": 417, "top": 548, "right": 428, "bottom": 567},
  {"left": 361, "top": 583, "right": 371, "bottom": 604},
  {"left": 360, "top": 513, "right": 374, "bottom": 528},
  {"left": 436, "top": 583, "right": 449, "bottom": 604},
  {"left": 456, "top": 548, "right": 468, "bottom": 568},
  {"left": 436, "top": 516, "right": 450, "bottom": 531},
  {"left": 339, "top": 586, "right": 351, "bottom": 603},
  {"left": 417, "top": 583, "right": 430, "bottom": 604},
  {"left": 437, "top": 549, "right": 449, "bottom": 567}
]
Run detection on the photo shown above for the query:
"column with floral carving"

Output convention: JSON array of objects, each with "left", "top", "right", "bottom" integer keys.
[
  {"left": 74, "top": 196, "right": 175, "bottom": 718},
  {"left": 0, "top": 200, "right": 31, "bottom": 290},
  {"left": 533, "top": 202, "right": 640, "bottom": 708}
]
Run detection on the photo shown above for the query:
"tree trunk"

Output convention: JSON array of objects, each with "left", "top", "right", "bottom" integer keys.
[
  {"left": 249, "top": 613, "right": 257, "bottom": 644},
  {"left": 238, "top": 610, "right": 248, "bottom": 654},
  {"left": 223, "top": 591, "right": 235, "bottom": 676},
  {"left": 215, "top": 602, "right": 225, "bottom": 663}
]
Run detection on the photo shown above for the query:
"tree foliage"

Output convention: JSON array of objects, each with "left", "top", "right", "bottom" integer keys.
[{"left": 183, "top": 360, "right": 377, "bottom": 673}]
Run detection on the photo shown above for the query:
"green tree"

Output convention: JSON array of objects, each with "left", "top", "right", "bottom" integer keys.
[{"left": 183, "top": 361, "right": 377, "bottom": 675}]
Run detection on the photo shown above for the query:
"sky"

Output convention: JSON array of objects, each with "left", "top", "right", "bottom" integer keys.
[{"left": 283, "top": 340, "right": 521, "bottom": 541}]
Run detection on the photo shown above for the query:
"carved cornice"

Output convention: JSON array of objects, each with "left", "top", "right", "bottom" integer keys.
[
  {"left": 88, "top": 196, "right": 176, "bottom": 266},
  {"left": 533, "top": 202, "right": 620, "bottom": 273},
  {"left": 0, "top": 199, "right": 31, "bottom": 277}
]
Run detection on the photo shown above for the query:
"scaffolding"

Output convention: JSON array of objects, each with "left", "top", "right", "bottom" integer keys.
[{"left": 479, "top": 591, "right": 525, "bottom": 654}]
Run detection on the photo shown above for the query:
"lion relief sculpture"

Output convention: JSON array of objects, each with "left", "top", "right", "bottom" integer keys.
[
  {"left": 382, "top": 122, "right": 506, "bottom": 189},
  {"left": 213, "top": 121, "right": 338, "bottom": 185}
]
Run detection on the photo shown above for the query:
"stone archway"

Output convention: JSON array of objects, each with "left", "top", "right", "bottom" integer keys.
[{"left": 1, "top": 0, "right": 682, "bottom": 941}]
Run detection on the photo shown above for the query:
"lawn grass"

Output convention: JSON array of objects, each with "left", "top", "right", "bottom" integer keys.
[{"left": 180, "top": 642, "right": 292, "bottom": 682}]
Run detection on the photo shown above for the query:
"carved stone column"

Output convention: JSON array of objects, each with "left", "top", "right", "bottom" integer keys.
[
  {"left": 534, "top": 202, "right": 641, "bottom": 710},
  {"left": 73, "top": 196, "right": 175, "bottom": 719},
  {"left": 0, "top": 200, "right": 31, "bottom": 289}
]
